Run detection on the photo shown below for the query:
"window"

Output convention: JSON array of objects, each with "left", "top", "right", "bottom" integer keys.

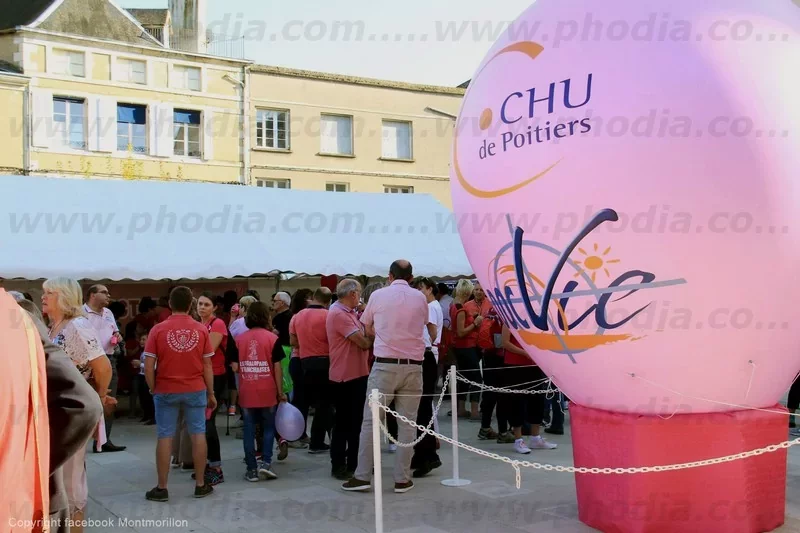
[
  {"left": 118, "top": 58, "right": 146, "bottom": 84},
  {"left": 326, "top": 183, "right": 349, "bottom": 192},
  {"left": 384, "top": 186, "right": 414, "bottom": 194},
  {"left": 382, "top": 120, "right": 412, "bottom": 160},
  {"left": 320, "top": 114, "right": 353, "bottom": 155},
  {"left": 52, "top": 49, "right": 85, "bottom": 77},
  {"left": 53, "top": 97, "right": 86, "bottom": 150},
  {"left": 173, "top": 65, "right": 201, "bottom": 91},
  {"left": 117, "top": 104, "right": 147, "bottom": 153},
  {"left": 256, "top": 109, "right": 289, "bottom": 149},
  {"left": 173, "top": 109, "right": 201, "bottom": 158},
  {"left": 256, "top": 179, "right": 291, "bottom": 189}
]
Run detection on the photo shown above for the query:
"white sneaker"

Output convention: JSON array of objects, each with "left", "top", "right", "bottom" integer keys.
[
  {"left": 388, "top": 444, "right": 398, "bottom": 453},
  {"left": 513, "top": 438, "right": 531, "bottom": 455},
  {"left": 529, "top": 436, "right": 558, "bottom": 450},
  {"left": 258, "top": 462, "right": 278, "bottom": 480}
]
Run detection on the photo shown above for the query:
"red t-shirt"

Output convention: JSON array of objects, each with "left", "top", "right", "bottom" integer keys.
[
  {"left": 466, "top": 298, "right": 491, "bottom": 318},
  {"left": 503, "top": 333, "right": 534, "bottom": 367},
  {"left": 327, "top": 302, "right": 369, "bottom": 382},
  {"left": 204, "top": 317, "right": 228, "bottom": 376},
  {"left": 156, "top": 308, "right": 172, "bottom": 324},
  {"left": 144, "top": 314, "right": 213, "bottom": 394},
  {"left": 450, "top": 303, "right": 478, "bottom": 349},
  {"left": 289, "top": 306, "right": 330, "bottom": 358},
  {"left": 235, "top": 328, "right": 285, "bottom": 408}
]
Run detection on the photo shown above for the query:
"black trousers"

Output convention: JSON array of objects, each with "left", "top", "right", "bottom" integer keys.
[
  {"left": 302, "top": 356, "right": 333, "bottom": 449},
  {"left": 289, "top": 357, "right": 307, "bottom": 438},
  {"left": 789, "top": 376, "right": 800, "bottom": 411},
  {"left": 480, "top": 351, "right": 507, "bottom": 432},
  {"left": 412, "top": 350, "right": 440, "bottom": 465},
  {"left": 330, "top": 376, "right": 368, "bottom": 471},
  {"left": 206, "top": 374, "right": 226, "bottom": 465},
  {"left": 136, "top": 374, "right": 154, "bottom": 421},
  {"left": 506, "top": 366, "right": 547, "bottom": 428}
]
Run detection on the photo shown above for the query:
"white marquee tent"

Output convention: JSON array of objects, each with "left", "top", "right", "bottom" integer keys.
[{"left": 0, "top": 175, "right": 473, "bottom": 281}]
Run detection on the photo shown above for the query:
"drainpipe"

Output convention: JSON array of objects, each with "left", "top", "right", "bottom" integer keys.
[
  {"left": 23, "top": 83, "right": 30, "bottom": 175},
  {"left": 242, "top": 64, "right": 251, "bottom": 185}
]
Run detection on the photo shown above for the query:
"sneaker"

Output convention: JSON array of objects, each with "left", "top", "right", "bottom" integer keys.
[
  {"left": 171, "top": 459, "right": 181, "bottom": 469},
  {"left": 278, "top": 440, "right": 289, "bottom": 461},
  {"left": 245, "top": 469, "right": 259, "bottom": 482},
  {"left": 288, "top": 440, "right": 309, "bottom": 449},
  {"left": 258, "top": 462, "right": 278, "bottom": 480},
  {"left": 478, "top": 427, "right": 498, "bottom": 440},
  {"left": 308, "top": 444, "right": 330, "bottom": 454},
  {"left": 341, "top": 478, "right": 371, "bottom": 492},
  {"left": 388, "top": 444, "right": 398, "bottom": 453},
  {"left": 227, "top": 406, "right": 236, "bottom": 416},
  {"left": 545, "top": 427, "right": 564, "bottom": 436},
  {"left": 496, "top": 431, "right": 516, "bottom": 444},
  {"left": 192, "top": 466, "right": 225, "bottom": 485},
  {"left": 394, "top": 480, "right": 414, "bottom": 494},
  {"left": 790, "top": 428, "right": 800, "bottom": 437},
  {"left": 180, "top": 463, "right": 195, "bottom": 473},
  {"left": 332, "top": 466, "right": 350, "bottom": 480},
  {"left": 412, "top": 459, "right": 442, "bottom": 478},
  {"left": 514, "top": 438, "right": 531, "bottom": 455},
  {"left": 145, "top": 487, "right": 168, "bottom": 502},
  {"left": 193, "top": 484, "right": 214, "bottom": 498},
  {"left": 529, "top": 436, "right": 558, "bottom": 450}
]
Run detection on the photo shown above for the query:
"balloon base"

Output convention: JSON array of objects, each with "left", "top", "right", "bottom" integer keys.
[
  {"left": 570, "top": 403, "right": 787, "bottom": 533},
  {"left": 441, "top": 478, "right": 472, "bottom": 487}
]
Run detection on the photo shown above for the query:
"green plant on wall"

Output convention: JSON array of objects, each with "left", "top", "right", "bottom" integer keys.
[
  {"left": 80, "top": 157, "right": 92, "bottom": 178},
  {"left": 120, "top": 144, "right": 144, "bottom": 180}
]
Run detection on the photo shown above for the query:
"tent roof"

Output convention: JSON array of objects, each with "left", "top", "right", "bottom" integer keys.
[{"left": 0, "top": 175, "right": 472, "bottom": 281}]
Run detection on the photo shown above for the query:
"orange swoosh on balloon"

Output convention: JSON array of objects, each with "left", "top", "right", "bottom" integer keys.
[
  {"left": 454, "top": 41, "right": 561, "bottom": 199},
  {"left": 519, "top": 331, "right": 634, "bottom": 351}
]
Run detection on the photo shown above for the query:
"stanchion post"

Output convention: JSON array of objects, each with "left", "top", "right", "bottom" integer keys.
[
  {"left": 370, "top": 389, "right": 384, "bottom": 533},
  {"left": 442, "top": 365, "right": 471, "bottom": 487}
]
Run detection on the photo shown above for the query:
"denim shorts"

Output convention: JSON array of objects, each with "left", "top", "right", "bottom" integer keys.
[{"left": 154, "top": 390, "right": 207, "bottom": 439}]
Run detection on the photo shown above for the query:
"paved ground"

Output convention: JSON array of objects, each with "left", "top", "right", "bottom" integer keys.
[{"left": 86, "top": 401, "right": 800, "bottom": 533}]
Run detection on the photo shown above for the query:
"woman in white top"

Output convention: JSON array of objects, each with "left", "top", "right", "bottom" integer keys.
[{"left": 41, "top": 277, "right": 114, "bottom": 533}]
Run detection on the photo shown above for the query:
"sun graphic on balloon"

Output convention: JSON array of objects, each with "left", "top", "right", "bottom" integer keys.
[{"left": 573, "top": 244, "right": 621, "bottom": 283}]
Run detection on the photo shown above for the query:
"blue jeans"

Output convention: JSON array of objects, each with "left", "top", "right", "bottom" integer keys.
[
  {"left": 243, "top": 407, "right": 276, "bottom": 470},
  {"left": 154, "top": 390, "right": 207, "bottom": 439}
]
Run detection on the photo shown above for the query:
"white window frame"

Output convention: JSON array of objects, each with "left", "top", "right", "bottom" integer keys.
[
  {"left": 117, "top": 57, "right": 147, "bottom": 85},
  {"left": 256, "top": 179, "right": 291, "bottom": 189},
  {"left": 255, "top": 109, "right": 290, "bottom": 150},
  {"left": 173, "top": 65, "right": 201, "bottom": 91},
  {"left": 117, "top": 103, "right": 148, "bottom": 154},
  {"left": 52, "top": 48, "right": 86, "bottom": 77},
  {"left": 381, "top": 120, "right": 413, "bottom": 160},
  {"left": 319, "top": 114, "right": 354, "bottom": 156},
  {"left": 173, "top": 108, "right": 202, "bottom": 159},
  {"left": 52, "top": 96, "right": 86, "bottom": 150},
  {"left": 384, "top": 186, "right": 414, "bottom": 194},
  {"left": 325, "top": 183, "right": 349, "bottom": 192}
]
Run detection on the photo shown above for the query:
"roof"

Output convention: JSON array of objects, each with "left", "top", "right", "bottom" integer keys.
[
  {"left": 37, "top": 0, "right": 160, "bottom": 46},
  {"left": 0, "top": 175, "right": 472, "bottom": 280},
  {"left": 250, "top": 65, "right": 466, "bottom": 96},
  {"left": 124, "top": 8, "right": 168, "bottom": 27},
  {"left": 457, "top": 80, "right": 471, "bottom": 89},
  {"left": 0, "top": 59, "right": 23, "bottom": 74},
  {"left": 0, "top": 0, "right": 56, "bottom": 30}
]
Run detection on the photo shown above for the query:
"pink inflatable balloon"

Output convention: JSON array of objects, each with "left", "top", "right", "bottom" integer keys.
[{"left": 451, "top": 0, "right": 799, "bottom": 415}]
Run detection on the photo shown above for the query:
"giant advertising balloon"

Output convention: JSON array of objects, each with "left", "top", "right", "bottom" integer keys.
[{"left": 451, "top": 0, "right": 799, "bottom": 415}]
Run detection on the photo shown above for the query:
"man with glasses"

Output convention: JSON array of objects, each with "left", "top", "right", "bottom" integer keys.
[{"left": 85, "top": 284, "right": 126, "bottom": 452}]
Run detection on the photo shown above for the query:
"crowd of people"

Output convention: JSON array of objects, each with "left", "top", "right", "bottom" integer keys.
[{"left": 2, "top": 258, "right": 571, "bottom": 532}]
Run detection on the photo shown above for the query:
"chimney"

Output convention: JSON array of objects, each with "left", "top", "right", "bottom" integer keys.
[{"left": 169, "top": 0, "right": 207, "bottom": 53}]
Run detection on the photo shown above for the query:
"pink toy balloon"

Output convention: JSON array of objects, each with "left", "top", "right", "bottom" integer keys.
[{"left": 451, "top": 0, "right": 799, "bottom": 415}]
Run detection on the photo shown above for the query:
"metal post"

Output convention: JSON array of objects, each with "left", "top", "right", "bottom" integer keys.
[
  {"left": 442, "top": 365, "right": 471, "bottom": 486},
  {"left": 370, "top": 389, "right": 384, "bottom": 533}
]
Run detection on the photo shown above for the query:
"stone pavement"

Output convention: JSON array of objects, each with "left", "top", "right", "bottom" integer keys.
[{"left": 85, "top": 404, "right": 800, "bottom": 533}]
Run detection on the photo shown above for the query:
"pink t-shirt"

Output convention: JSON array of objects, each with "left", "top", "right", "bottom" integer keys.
[
  {"left": 327, "top": 302, "right": 369, "bottom": 382},
  {"left": 144, "top": 314, "right": 214, "bottom": 394},
  {"left": 289, "top": 307, "right": 329, "bottom": 358},
  {"left": 360, "top": 280, "right": 428, "bottom": 361},
  {"left": 235, "top": 328, "right": 284, "bottom": 408}
]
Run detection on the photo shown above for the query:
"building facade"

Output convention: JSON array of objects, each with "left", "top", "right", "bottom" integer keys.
[{"left": 0, "top": 0, "right": 463, "bottom": 206}]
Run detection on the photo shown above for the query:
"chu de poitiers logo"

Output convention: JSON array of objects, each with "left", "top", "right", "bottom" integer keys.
[{"left": 486, "top": 209, "right": 688, "bottom": 364}]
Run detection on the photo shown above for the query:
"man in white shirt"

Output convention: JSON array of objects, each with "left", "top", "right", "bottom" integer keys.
[{"left": 410, "top": 277, "right": 443, "bottom": 478}]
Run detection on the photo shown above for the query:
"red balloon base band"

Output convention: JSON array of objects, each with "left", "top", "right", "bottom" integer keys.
[{"left": 569, "top": 403, "right": 787, "bottom": 533}]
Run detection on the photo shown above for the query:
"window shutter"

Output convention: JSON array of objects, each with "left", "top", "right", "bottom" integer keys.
[
  {"left": 98, "top": 97, "right": 117, "bottom": 152},
  {"left": 148, "top": 104, "right": 158, "bottom": 156},
  {"left": 320, "top": 116, "right": 336, "bottom": 154},
  {"left": 31, "top": 89, "right": 53, "bottom": 148},
  {"left": 202, "top": 109, "right": 214, "bottom": 161},
  {"left": 155, "top": 104, "right": 174, "bottom": 157},
  {"left": 382, "top": 122, "right": 398, "bottom": 158}
]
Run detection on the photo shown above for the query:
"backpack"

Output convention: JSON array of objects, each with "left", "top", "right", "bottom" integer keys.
[{"left": 477, "top": 308, "right": 502, "bottom": 350}]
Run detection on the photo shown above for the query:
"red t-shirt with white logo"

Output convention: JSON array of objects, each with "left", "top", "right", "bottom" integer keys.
[
  {"left": 235, "top": 328, "right": 286, "bottom": 408},
  {"left": 204, "top": 317, "right": 228, "bottom": 376},
  {"left": 144, "top": 314, "right": 213, "bottom": 394}
]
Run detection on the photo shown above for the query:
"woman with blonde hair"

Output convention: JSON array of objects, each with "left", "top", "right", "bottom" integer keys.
[
  {"left": 41, "top": 277, "right": 114, "bottom": 533},
  {"left": 450, "top": 279, "right": 483, "bottom": 419}
]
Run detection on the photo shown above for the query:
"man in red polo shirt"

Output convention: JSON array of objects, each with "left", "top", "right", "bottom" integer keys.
[
  {"left": 327, "top": 279, "right": 373, "bottom": 480},
  {"left": 289, "top": 287, "right": 332, "bottom": 454},
  {"left": 143, "top": 286, "right": 217, "bottom": 502}
]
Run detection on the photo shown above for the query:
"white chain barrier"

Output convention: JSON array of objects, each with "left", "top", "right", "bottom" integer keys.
[
  {"left": 455, "top": 372, "right": 559, "bottom": 395},
  {"left": 378, "top": 370, "right": 451, "bottom": 448},
  {"left": 370, "top": 396, "right": 800, "bottom": 490}
]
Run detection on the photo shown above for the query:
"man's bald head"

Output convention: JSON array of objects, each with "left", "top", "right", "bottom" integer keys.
[
  {"left": 313, "top": 287, "right": 333, "bottom": 307},
  {"left": 389, "top": 260, "right": 413, "bottom": 282}
]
